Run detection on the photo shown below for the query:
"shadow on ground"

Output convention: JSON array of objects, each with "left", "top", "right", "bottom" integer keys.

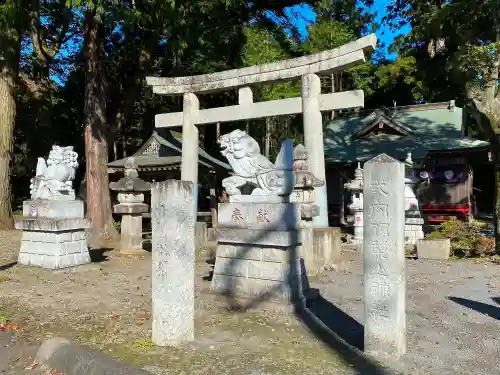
[
  {"left": 0, "top": 262, "right": 17, "bottom": 271},
  {"left": 142, "top": 240, "right": 152, "bottom": 252},
  {"left": 448, "top": 296, "right": 500, "bottom": 320},
  {"left": 88, "top": 248, "right": 111, "bottom": 263},
  {"left": 211, "top": 191, "right": 391, "bottom": 374}
]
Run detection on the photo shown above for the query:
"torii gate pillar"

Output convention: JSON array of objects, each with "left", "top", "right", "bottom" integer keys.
[{"left": 302, "top": 73, "right": 329, "bottom": 228}]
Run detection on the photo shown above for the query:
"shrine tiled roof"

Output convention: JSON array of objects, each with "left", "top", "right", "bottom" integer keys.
[
  {"left": 108, "top": 129, "right": 230, "bottom": 171},
  {"left": 324, "top": 101, "right": 489, "bottom": 164}
]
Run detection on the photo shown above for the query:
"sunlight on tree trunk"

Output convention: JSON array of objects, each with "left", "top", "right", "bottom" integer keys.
[
  {"left": 264, "top": 118, "right": 271, "bottom": 159},
  {"left": 83, "top": 10, "right": 118, "bottom": 244},
  {"left": 0, "top": 74, "right": 16, "bottom": 229},
  {"left": 0, "top": 0, "right": 20, "bottom": 229}
]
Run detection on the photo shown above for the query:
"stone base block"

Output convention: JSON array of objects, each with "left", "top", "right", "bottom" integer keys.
[
  {"left": 211, "top": 273, "right": 306, "bottom": 301},
  {"left": 405, "top": 221, "right": 424, "bottom": 245},
  {"left": 416, "top": 239, "right": 450, "bottom": 260},
  {"left": 23, "top": 200, "right": 84, "bottom": 219},
  {"left": 17, "top": 223, "right": 91, "bottom": 270},
  {"left": 120, "top": 214, "right": 143, "bottom": 251},
  {"left": 211, "top": 229, "right": 306, "bottom": 301}
]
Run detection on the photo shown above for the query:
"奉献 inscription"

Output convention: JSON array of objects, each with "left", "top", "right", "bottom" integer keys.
[
  {"left": 231, "top": 207, "right": 244, "bottom": 221},
  {"left": 256, "top": 209, "right": 270, "bottom": 223},
  {"left": 363, "top": 153, "right": 406, "bottom": 359},
  {"left": 151, "top": 180, "right": 195, "bottom": 347}
]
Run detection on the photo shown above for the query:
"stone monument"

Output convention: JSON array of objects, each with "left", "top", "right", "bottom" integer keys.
[
  {"left": 109, "top": 157, "right": 151, "bottom": 254},
  {"left": 16, "top": 146, "right": 91, "bottom": 269},
  {"left": 211, "top": 130, "right": 306, "bottom": 303},
  {"left": 151, "top": 180, "right": 195, "bottom": 346},
  {"left": 363, "top": 153, "right": 406, "bottom": 359},
  {"left": 345, "top": 162, "right": 364, "bottom": 244}
]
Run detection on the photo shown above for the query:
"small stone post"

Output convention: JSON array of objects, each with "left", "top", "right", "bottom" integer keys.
[
  {"left": 363, "top": 153, "right": 406, "bottom": 359},
  {"left": 109, "top": 157, "right": 151, "bottom": 254},
  {"left": 151, "top": 180, "right": 195, "bottom": 346}
]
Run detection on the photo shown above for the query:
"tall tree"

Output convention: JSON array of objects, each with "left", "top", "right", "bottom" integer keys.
[
  {"left": 385, "top": 0, "right": 500, "bottom": 250},
  {"left": 0, "top": 0, "right": 22, "bottom": 228},
  {"left": 83, "top": 4, "right": 117, "bottom": 242}
]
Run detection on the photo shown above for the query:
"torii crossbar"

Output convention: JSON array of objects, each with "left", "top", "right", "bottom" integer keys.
[{"left": 146, "top": 34, "right": 377, "bottom": 228}]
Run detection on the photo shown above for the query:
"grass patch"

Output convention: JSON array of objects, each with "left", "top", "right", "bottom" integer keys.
[
  {"left": 0, "top": 275, "right": 9, "bottom": 283},
  {"left": 133, "top": 339, "right": 155, "bottom": 349}
]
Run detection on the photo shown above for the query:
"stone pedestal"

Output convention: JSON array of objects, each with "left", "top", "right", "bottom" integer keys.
[
  {"left": 405, "top": 217, "right": 424, "bottom": 244},
  {"left": 211, "top": 202, "right": 306, "bottom": 302},
  {"left": 114, "top": 201, "right": 148, "bottom": 254},
  {"left": 353, "top": 208, "right": 364, "bottom": 243},
  {"left": 109, "top": 157, "right": 152, "bottom": 254},
  {"left": 16, "top": 200, "right": 90, "bottom": 269}
]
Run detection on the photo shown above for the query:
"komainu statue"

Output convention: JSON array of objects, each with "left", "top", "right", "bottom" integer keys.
[
  {"left": 218, "top": 129, "right": 295, "bottom": 196},
  {"left": 30, "top": 145, "right": 79, "bottom": 200}
]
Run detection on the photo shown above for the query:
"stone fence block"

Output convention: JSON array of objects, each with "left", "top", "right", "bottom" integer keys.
[
  {"left": 301, "top": 227, "right": 343, "bottom": 276},
  {"left": 416, "top": 239, "right": 451, "bottom": 260},
  {"left": 195, "top": 222, "right": 208, "bottom": 249}
]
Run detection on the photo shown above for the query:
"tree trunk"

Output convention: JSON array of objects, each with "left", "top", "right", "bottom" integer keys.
[
  {"left": 330, "top": 73, "right": 335, "bottom": 120},
  {"left": 83, "top": 10, "right": 118, "bottom": 244},
  {"left": 0, "top": 0, "right": 21, "bottom": 229},
  {"left": 495, "top": 152, "right": 500, "bottom": 253},
  {"left": 264, "top": 118, "right": 271, "bottom": 159},
  {"left": 0, "top": 73, "right": 16, "bottom": 229}
]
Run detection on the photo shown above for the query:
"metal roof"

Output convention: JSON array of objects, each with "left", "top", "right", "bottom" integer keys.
[
  {"left": 108, "top": 129, "right": 230, "bottom": 171},
  {"left": 324, "top": 102, "right": 489, "bottom": 164}
]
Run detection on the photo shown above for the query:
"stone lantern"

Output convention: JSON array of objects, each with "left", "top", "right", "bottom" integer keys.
[
  {"left": 344, "top": 162, "right": 364, "bottom": 244},
  {"left": 109, "top": 157, "right": 151, "bottom": 253},
  {"left": 291, "top": 144, "right": 323, "bottom": 220},
  {"left": 404, "top": 152, "right": 424, "bottom": 244}
]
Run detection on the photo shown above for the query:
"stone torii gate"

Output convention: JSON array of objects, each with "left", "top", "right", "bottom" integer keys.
[{"left": 146, "top": 34, "right": 377, "bottom": 228}]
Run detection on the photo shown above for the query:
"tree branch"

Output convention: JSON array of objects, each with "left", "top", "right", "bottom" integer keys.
[
  {"left": 29, "top": 0, "right": 51, "bottom": 65},
  {"left": 29, "top": 1, "right": 72, "bottom": 64},
  {"left": 18, "top": 71, "right": 49, "bottom": 100}
]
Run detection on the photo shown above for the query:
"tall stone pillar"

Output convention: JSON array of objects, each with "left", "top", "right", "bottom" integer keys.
[
  {"left": 363, "top": 153, "right": 406, "bottom": 359},
  {"left": 181, "top": 92, "right": 200, "bottom": 212},
  {"left": 301, "top": 73, "right": 329, "bottom": 228}
]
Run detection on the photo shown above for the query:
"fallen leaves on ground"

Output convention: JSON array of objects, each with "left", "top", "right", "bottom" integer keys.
[
  {"left": 24, "top": 359, "right": 38, "bottom": 370},
  {"left": 0, "top": 323, "right": 19, "bottom": 331}
]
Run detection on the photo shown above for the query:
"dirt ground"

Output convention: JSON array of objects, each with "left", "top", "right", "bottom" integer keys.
[{"left": 0, "top": 230, "right": 499, "bottom": 375}]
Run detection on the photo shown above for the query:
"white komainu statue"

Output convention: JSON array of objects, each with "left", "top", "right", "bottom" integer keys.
[
  {"left": 30, "top": 145, "right": 79, "bottom": 200},
  {"left": 218, "top": 129, "right": 295, "bottom": 196}
]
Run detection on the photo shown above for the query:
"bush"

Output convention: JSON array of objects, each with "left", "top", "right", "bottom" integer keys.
[
  {"left": 476, "top": 237, "right": 496, "bottom": 256},
  {"left": 112, "top": 219, "right": 121, "bottom": 233},
  {"left": 427, "top": 218, "right": 494, "bottom": 258}
]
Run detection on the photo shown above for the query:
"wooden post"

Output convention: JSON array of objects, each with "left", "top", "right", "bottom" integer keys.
[{"left": 210, "top": 187, "right": 218, "bottom": 229}]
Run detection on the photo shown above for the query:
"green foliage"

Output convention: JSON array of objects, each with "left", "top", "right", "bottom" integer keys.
[
  {"left": 302, "top": 20, "right": 355, "bottom": 54},
  {"left": 0, "top": 313, "right": 8, "bottom": 325},
  {"left": 112, "top": 219, "right": 121, "bottom": 233},
  {"left": 427, "top": 218, "right": 494, "bottom": 258},
  {"left": 133, "top": 339, "right": 154, "bottom": 349}
]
